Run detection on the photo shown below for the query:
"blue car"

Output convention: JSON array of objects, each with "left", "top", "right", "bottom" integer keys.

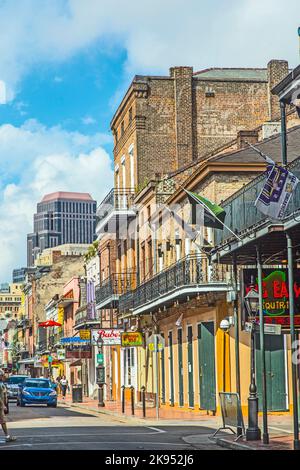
[{"left": 17, "top": 378, "right": 57, "bottom": 408}]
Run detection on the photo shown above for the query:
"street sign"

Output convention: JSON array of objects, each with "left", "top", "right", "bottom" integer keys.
[
  {"left": 147, "top": 334, "right": 165, "bottom": 352},
  {"left": 244, "top": 322, "right": 282, "bottom": 335},
  {"left": 97, "top": 353, "right": 104, "bottom": 365},
  {"left": 264, "top": 324, "right": 282, "bottom": 335}
]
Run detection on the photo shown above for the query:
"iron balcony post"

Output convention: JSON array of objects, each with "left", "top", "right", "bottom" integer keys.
[
  {"left": 257, "top": 246, "right": 269, "bottom": 444},
  {"left": 286, "top": 232, "right": 300, "bottom": 450}
]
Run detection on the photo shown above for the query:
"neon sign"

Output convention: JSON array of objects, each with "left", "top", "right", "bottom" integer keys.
[{"left": 242, "top": 268, "right": 300, "bottom": 328}]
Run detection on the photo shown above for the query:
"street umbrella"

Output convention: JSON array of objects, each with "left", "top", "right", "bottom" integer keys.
[{"left": 38, "top": 320, "right": 62, "bottom": 328}]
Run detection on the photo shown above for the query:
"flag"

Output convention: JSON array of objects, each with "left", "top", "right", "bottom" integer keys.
[
  {"left": 255, "top": 164, "right": 299, "bottom": 219},
  {"left": 185, "top": 190, "right": 226, "bottom": 229},
  {"left": 175, "top": 313, "right": 183, "bottom": 327}
]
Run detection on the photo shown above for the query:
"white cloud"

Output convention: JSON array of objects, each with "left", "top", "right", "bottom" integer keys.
[
  {"left": 0, "top": 81, "right": 6, "bottom": 104},
  {"left": 0, "top": 120, "right": 113, "bottom": 282},
  {"left": 82, "top": 116, "right": 97, "bottom": 125},
  {"left": 0, "top": 0, "right": 299, "bottom": 100}
]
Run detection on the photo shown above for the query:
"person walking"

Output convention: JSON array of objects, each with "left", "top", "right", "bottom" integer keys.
[
  {"left": 0, "top": 370, "right": 16, "bottom": 442},
  {"left": 59, "top": 375, "right": 69, "bottom": 399}
]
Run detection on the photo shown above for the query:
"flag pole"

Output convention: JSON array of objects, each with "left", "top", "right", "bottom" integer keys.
[
  {"left": 165, "top": 207, "right": 208, "bottom": 256},
  {"left": 184, "top": 190, "right": 242, "bottom": 242},
  {"left": 245, "top": 141, "right": 275, "bottom": 166}
]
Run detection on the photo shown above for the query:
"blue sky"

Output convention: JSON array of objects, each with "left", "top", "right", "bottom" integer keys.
[
  {"left": 0, "top": 47, "right": 128, "bottom": 152},
  {"left": 0, "top": 0, "right": 299, "bottom": 282}
]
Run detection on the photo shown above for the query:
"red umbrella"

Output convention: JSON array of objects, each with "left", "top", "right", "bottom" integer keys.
[{"left": 38, "top": 320, "right": 62, "bottom": 328}]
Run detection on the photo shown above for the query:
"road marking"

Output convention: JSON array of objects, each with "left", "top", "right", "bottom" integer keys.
[
  {"left": 147, "top": 426, "right": 166, "bottom": 433},
  {"left": 0, "top": 441, "right": 189, "bottom": 449},
  {"left": 8, "top": 430, "right": 164, "bottom": 439}
]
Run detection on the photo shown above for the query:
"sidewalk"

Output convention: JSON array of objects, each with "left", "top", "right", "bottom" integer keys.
[
  {"left": 59, "top": 393, "right": 297, "bottom": 450},
  {"left": 59, "top": 392, "right": 220, "bottom": 423}
]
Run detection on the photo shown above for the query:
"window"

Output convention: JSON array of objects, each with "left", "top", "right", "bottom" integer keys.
[
  {"left": 121, "top": 121, "right": 125, "bottom": 136},
  {"left": 129, "top": 107, "right": 132, "bottom": 124},
  {"left": 125, "top": 348, "right": 135, "bottom": 387}
]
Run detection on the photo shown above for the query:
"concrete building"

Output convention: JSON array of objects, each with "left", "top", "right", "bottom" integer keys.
[{"left": 27, "top": 191, "right": 97, "bottom": 267}]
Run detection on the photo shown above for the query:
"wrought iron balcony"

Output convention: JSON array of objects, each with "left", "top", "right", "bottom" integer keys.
[
  {"left": 119, "top": 255, "right": 232, "bottom": 315},
  {"left": 74, "top": 304, "right": 102, "bottom": 329},
  {"left": 96, "top": 188, "right": 136, "bottom": 236},
  {"left": 95, "top": 272, "right": 137, "bottom": 309},
  {"left": 215, "top": 156, "right": 300, "bottom": 246}
]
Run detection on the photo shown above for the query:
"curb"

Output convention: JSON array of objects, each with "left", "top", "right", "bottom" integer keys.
[{"left": 214, "top": 437, "right": 254, "bottom": 450}]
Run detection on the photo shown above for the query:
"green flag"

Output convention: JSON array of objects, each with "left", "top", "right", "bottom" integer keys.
[{"left": 186, "top": 190, "right": 226, "bottom": 230}]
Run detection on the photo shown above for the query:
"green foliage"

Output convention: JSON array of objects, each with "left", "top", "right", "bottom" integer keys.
[
  {"left": 84, "top": 240, "right": 99, "bottom": 262},
  {"left": 135, "top": 177, "right": 150, "bottom": 195}
]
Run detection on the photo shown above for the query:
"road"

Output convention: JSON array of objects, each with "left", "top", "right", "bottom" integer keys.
[{"left": 0, "top": 401, "right": 224, "bottom": 451}]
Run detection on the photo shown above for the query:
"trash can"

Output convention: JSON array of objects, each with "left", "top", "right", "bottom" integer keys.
[{"left": 72, "top": 384, "right": 83, "bottom": 403}]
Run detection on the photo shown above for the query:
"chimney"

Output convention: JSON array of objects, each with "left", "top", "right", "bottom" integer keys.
[
  {"left": 237, "top": 130, "right": 259, "bottom": 149},
  {"left": 267, "top": 60, "right": 289, "bottom": 120},
  {"left": 170, "top": 67, "right": 194, "bottom": 169}
]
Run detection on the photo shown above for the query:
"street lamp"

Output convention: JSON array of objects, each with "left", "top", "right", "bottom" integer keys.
[
  {"left": 96, "top": 336, "right": 105, "bottom": 407},
  {"left": 244, "top": 288, "right": 261, "bottom": 441}
]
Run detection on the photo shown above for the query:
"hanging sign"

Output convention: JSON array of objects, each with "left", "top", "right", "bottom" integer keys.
[
  {"left": 80, "top": 330, "right": 91, "bottom": 340},
  {"left": 241, "top": 268, "right": 300, "bottom": 329},
  {"left": 121, "top": 332, "right": 144, "bottom": 347},
  {"left": 57, "top": 349, "right": 66, "bottom": 360},
  {"left": 147, "top": 334, "right": 165, "bottom": 352},
  {"left": 91, "top": 329, "right": 123, "bottom": 346}
]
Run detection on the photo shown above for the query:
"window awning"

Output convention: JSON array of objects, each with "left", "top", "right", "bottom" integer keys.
[{"left": 70, "top": 360, "right": 82, "bottom": 367}]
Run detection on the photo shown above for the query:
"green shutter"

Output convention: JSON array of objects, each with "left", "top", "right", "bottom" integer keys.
[
  {"left": 198, "top": 322, "right": 216, "bottom": 411},
  {"left": 255, "top": 334, "right": 287, "bottom": 411}
]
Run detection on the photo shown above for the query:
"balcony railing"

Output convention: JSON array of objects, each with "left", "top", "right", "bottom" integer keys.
[
  {"left": 215, "top": 156, "right": 300, "bottom": 246},
  {"left": 96, "top": 188, "right": 136, "bottom": 233},
  {"left": 119, "top": 255, "right": 231, "bottom": 315},
  {"left": 75, "top": 305, "right": 102, "bottom": 327},
  {"left": 95, "top": 272, "right": 137, "bottom": 309}
]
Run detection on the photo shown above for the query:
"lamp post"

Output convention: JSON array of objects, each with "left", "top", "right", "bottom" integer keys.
[
  {"left": 244, "top": 287, "right": 261, "bottom": 441},
  {"left": 96, "top": 336, "right": 105, "bottom": 407}
]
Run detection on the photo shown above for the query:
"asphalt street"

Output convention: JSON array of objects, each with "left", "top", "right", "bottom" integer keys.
[{"left": 0, "top": 401, "right": 224, "bottom": 450}]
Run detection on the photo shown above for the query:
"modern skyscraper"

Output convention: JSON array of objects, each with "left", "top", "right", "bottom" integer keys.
[{"left": 27, "top": 192, "right": 97, "bottom": 266}]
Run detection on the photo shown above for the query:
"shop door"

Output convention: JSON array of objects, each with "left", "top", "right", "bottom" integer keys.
[
  {"left": 198, "top": 322, "right": 216, "bottom": 411},
  {"left": 178, "top": 328, "right": 184, "bottom": 406},
  {"left": 187, "top": 326, "right": 194, "bottom": 408},
  {"left": 168, "top": 331, "right": 174, "bottom": 406},
  {"left": 255, "top": 334, "right": 287, "bottom": 411}
]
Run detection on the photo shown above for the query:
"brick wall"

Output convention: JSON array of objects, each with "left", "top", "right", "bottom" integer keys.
[{"left": 111, "top": 61, "right": 289, "bottom": 190}]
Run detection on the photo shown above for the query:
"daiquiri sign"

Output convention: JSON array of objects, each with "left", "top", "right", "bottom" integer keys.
[
  {"left": 91, "top": 329, "right": 123, "bottom": 346},
  {"left": 242, "top": 268, "right": 300, "bottom": 328}
]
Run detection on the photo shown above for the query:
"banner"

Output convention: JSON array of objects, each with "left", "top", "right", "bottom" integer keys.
[{"left": 255, "top": 165, "right": 299, "bottom": 219}]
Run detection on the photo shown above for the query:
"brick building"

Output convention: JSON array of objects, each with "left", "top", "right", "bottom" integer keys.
[
  {"left": 111, "top": 60, "right": 288, "bottom": 191},
  {"left": 93, "top": 58, "right": 297, "bottom": 413}
]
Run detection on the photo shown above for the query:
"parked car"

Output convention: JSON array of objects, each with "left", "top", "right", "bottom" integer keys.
[
  {"left": 17, "top": 378, "right": 57, "bottom": 407},
  {"left": 6, "top": 375, "right": 29, "bottom": 401}
]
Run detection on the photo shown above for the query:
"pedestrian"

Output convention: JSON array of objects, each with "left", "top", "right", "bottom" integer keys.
[
  {"left": 0, "top": 369, "right": 16, "bottom": 442},
  {"left": 59, "top": 375, "right": 69, "bottom": 399},
  {"left": 56, "top": 376, "right": 61, "bottom": 395}
]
